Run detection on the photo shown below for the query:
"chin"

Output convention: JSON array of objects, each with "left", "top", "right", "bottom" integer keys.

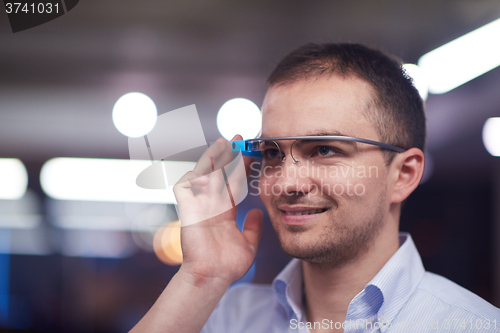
[
  {"left": 275, "top": 229, "right": 321, "bottom": 257},
  {"left": 274, "top": 218, "right": 383, "bottom": 268},
  {"left": 280, "top": 240, "right": 359, "bottom": 268}
]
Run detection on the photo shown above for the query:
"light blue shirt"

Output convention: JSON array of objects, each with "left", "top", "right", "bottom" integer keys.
[{"left": 202, "top": 233, "right": 500, "bottom": 332}]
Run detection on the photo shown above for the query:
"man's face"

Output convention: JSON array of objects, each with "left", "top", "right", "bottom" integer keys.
[{"left": 259, "top": 75, "right": 391, "bottom": 268}]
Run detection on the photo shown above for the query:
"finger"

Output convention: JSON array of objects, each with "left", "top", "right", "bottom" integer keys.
[
  {"left": 223, "top": 135, "right": 256, "bottom": 205},
  {"left": 216, "top": 134, "right": 247, "bottom": 178},
  {"left": 211, "top": 142, "right": 239, "bottom": 171},
  {"left": 242, "top": 209, "right": 263, "bottom": 254},
  {"left": 232, "top": 134, "right": 243, "bottom": 141},
  {"left": 211, "top": 135, "right": 242, "bottom": 170},
  {"left": 174, "top": 170, "right": 233, "bottom": 227},
  {"left": 173, "top": 171, "right": 210, "bottom": 203},
  {"left": 173, "top": 171, "right": 198, "bottom": 205},
  {"left": 192, "top": 148, "right": 215, "bottom": 175},
  {"left": 187, "top": 140, "right": 227, "bottom": 195},
  {"left": 174, "top": 171, "right": 208, "bottom": 188},
  {"left": 231, "top": 134, "right": 258, "bottom": 178},
  {"left": 192, "top": 138, "right": 226, "bottom": 176}
]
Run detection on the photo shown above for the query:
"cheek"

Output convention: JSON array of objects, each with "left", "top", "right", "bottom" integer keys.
[
  {"left": 258, "top": 173, "right": 275, "bottom": 204},
  {"left": 312, "top": 164, "right": 383, "bottom": 199}
]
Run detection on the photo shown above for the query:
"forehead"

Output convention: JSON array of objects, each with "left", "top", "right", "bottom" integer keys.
[{"left": 261, "top": 75, "right": 380, "bottom": 140}]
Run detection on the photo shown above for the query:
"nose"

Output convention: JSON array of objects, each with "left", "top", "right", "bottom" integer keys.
[
  {"left": 273, "top": 153, "right": 315, "bottom": 195},
  {"left": 278, "top": 139, "right": 300, "bottom": 164},
  {"left": 289, "top": 139, "right": 301, "bottom": 163}
]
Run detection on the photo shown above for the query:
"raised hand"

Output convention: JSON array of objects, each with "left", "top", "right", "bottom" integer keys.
[
  {"left": 130, "top": 135, "right": 263, "bottom": 333},
  {"left": 173, "top": 135, "right": 263, "bottom": 287}
]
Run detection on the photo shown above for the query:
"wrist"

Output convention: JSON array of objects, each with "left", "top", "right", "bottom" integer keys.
[{"left": 177, "top": 266, "right": 232, "bottom": 292}]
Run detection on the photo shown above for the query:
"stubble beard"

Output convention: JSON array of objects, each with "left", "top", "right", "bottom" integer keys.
[{"left": 273, "top": 192, "right": 386, "bottom": 269}]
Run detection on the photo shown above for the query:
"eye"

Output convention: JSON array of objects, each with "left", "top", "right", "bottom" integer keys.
[
  {"left": 262, "top": 148, "right": 281, "bottom": 160},
  {"left": 314, "top": 146, "right": 339, "bottom": 157}
]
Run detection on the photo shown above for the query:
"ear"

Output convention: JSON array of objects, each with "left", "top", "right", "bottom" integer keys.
[{"left": 389, "top": 148, "right": 425, "bottom": 204}]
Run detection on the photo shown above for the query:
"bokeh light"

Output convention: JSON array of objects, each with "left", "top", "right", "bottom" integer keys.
[
  {"left": 129, "top": 205, "right": 169, "bottom": 252},
  {"left": 0, "top": 158, "right": 28, "bottom": 200},
  {"left": 40, "top": 158, "right": 178, "bottom": 204},
  {"left": 483, "top": 117, "right": 500, "bottom": 156},
  {"left": 217, "top": 98, "right": 261, "bottom": 140},
  {"left": 112, "top": 92, "right": 158, "bottom": 138},
  {"left": 418, "top": 18, "right": 500, "bottom": 94},
  {"left": 153, "top": 220, "right": 182, "bottom": 265},
  {"left": 402, "top": 63, "right": 429, "bottom": 101}
]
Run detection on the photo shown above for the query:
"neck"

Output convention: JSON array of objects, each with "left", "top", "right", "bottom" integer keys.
[{"left": 302, "top": 218, "right": 400, "bottom": 331}]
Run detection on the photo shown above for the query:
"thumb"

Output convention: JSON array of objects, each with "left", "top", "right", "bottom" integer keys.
[{"left": 242, "top": 209, "right": 263, "bottom": 253}]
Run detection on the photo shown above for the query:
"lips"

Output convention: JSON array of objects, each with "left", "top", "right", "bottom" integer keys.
[
  {"left": 277, "top": 205, "right": 329, "bottom": 215},
  {"left": 277, "top": 206, "right": 329, "bottom": 225},
  {"left": 283, "top": 209, "right": 327, "bottom": 215}
]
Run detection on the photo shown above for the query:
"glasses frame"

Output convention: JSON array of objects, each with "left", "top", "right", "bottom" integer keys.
[{"left": 231, "top": 136, "right": 407, "bottom": 163}]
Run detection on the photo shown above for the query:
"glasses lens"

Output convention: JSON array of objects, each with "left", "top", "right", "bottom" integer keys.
[
  {"left": 250, "top": 138, "right": 353, "bottom": 166},
  {"left": 257, "top": 140, "right": 283, "bottom": 165}
]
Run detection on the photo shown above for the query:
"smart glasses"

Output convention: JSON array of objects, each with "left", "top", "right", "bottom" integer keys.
[{"left": 232, "top": 136, "right": 406, "bottom": 165}]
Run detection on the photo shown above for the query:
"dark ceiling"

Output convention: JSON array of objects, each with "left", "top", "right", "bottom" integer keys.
[{"left": 1, "top": 0, "right": 500, "bottom": 184}]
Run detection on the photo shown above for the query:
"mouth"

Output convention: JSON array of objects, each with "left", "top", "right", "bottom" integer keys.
[
  {"left": 281, "top": 208, "right": 328, "bottom": 215},
  {"left": 276, "top": 203, "right": 331, "bottom": 226},
  {"left": 278, "top": 207, "right": 329, "bottom": 225}
]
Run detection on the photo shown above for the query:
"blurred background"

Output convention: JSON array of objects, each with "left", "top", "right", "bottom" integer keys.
[{"left": 1, "top": 0, "right": 500, "bottom": 331}]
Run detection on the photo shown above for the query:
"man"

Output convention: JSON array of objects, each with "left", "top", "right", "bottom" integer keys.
[{"left": 131, "top": 43, "right": 500, "bottom": 332}]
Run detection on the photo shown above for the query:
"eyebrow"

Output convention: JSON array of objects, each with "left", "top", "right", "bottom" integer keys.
[{"left": 303, "top": 130, "right": 351, "bottom": 137}]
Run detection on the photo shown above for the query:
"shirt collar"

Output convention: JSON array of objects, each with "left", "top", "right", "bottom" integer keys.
[
  {"left": 367, "top": 232, "right": 425, "bottom": 331},
  {"left": 271, "top": 233, "right": 425, "bottom": 331},
  {"left": 272, "top": 257, "right": 304, "bottom": 320}
]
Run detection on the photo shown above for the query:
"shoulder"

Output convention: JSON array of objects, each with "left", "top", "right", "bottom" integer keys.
[
  {"left": 417, "top": 272, "right": 499, "bottom": 319},
  {"left": 392, "top": 272, "right": 500, "bottom": 332},
  {"left": 202, "top": 283, "right": 281, "bottom": 333},
  {"left": 395, "top": 271, "right": 500, "bottom": 331},
  {"left": 217, "top": 282, "right": 276, "bottom": 312}
]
